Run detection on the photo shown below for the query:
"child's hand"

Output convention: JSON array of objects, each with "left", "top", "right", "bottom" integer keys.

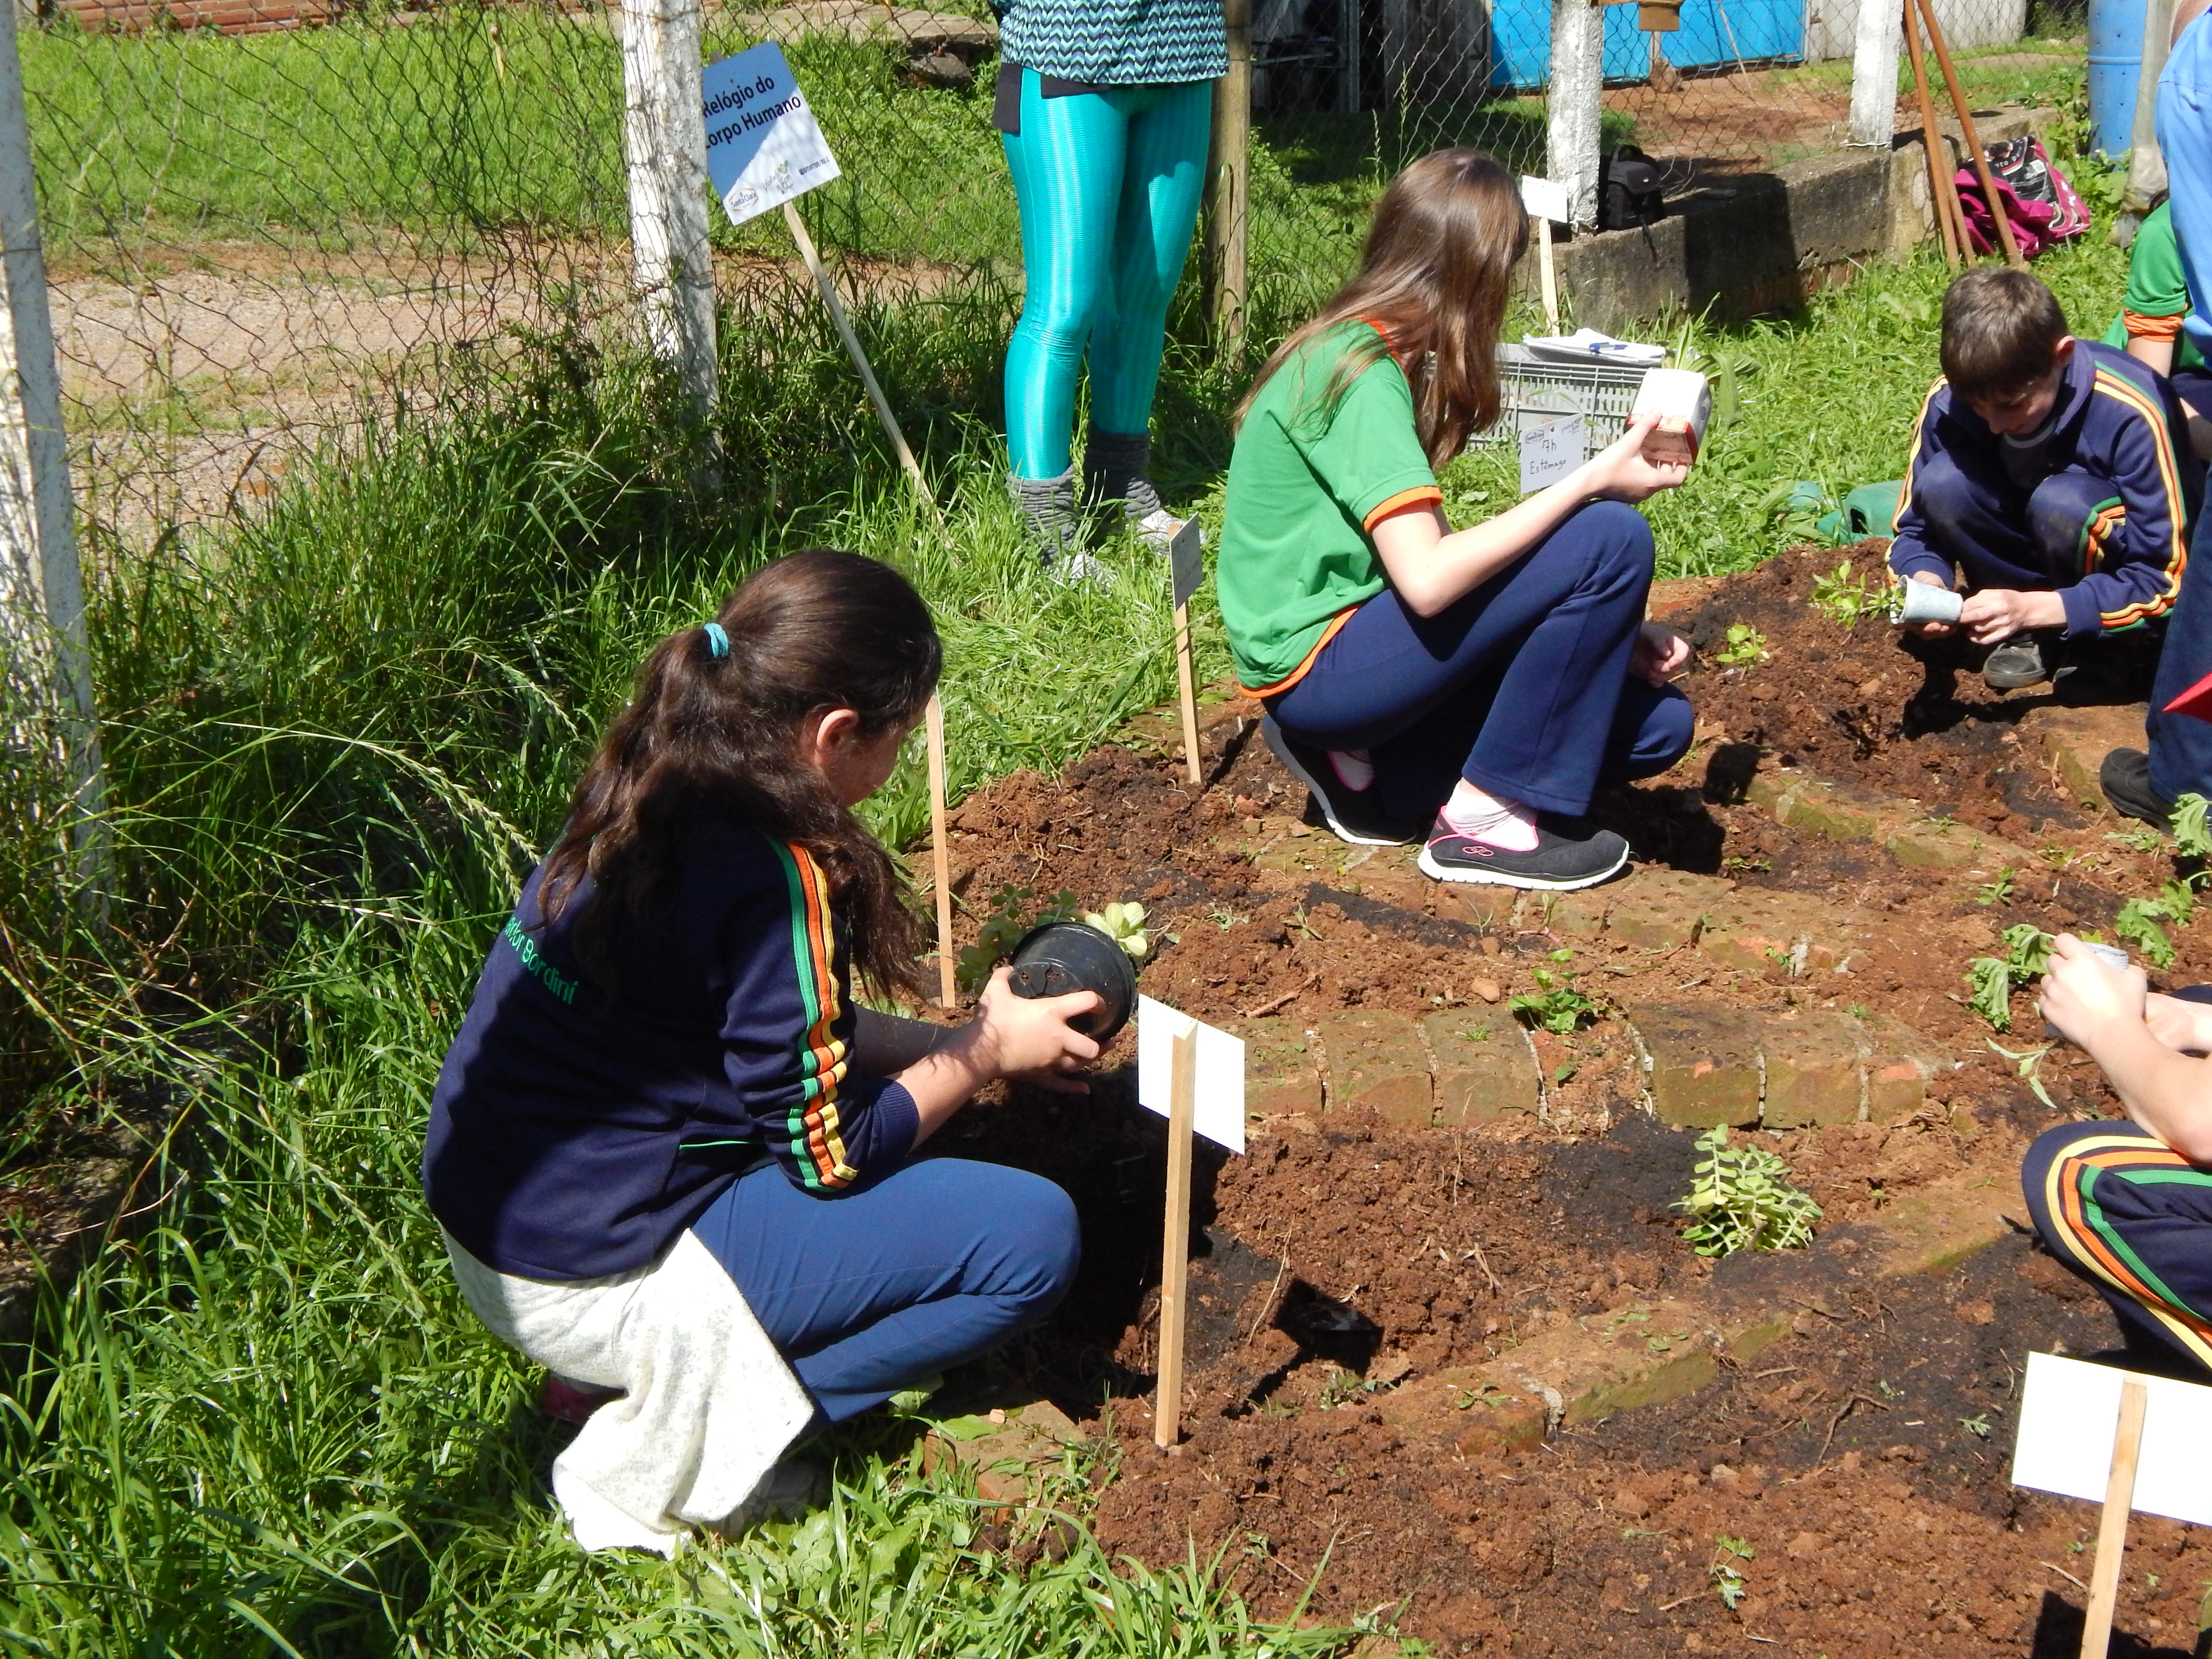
[
  {"left": 1958, "top": 587, "right": 2068, "bottom": 646},
  {"left": 1581, "top": 415, "right": 1691, "bottom": 504},
  {"left": 963, "top": 966, "right": 1102, "bottom": 1094},
  {"left": 1630, "top": 621, "right": 1692, "bottom": 685},
  {"left": 2039, "top": 933, "right": 2151, "bottom": 1050},
  {"left": 1901, "top": 571, "right": 1958, "bottom": 638}
]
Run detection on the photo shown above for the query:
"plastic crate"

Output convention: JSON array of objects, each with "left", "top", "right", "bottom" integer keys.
[{"left": 1475, "top": 344, "right": 1657, "bottom": 461}]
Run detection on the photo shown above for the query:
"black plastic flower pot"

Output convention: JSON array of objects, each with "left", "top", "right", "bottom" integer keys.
[{"left": 1007, "top": 919, "right": 1138, "bottom": 1041}]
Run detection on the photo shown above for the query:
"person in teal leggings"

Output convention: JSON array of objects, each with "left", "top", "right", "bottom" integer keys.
[{"left": 990, "top": 0, "right": 1223, "bottom": 571}]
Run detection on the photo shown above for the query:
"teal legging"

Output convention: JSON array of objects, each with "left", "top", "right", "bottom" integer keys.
[{"left": 1001, "top": 71, "right": 1212, "bottom": 481}]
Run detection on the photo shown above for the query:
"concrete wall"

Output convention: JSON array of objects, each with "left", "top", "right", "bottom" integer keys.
[
  {"left": 1518, "top": 103, "right": 2047, "bottom": 331},
  {"left": 1805, "top": 0, "right": 2026, "bottom": 62}
]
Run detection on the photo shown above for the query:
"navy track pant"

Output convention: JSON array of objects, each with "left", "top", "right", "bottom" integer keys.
[
  {"left": 2020, "top": 1118, "right": 2212, "bottom": 1375},
  {"left": 2149, "top": 503, "right": 2212, "bottom": 802},
  {"left": 690, "top": 1156, "right": 1079, "bottom": 1423},
  {"left": 1264, "top": 498, "right": 1694, "bottom": 821},
  {"left": 1911, "top": 448, "right": 2126, "bottom": 597}
]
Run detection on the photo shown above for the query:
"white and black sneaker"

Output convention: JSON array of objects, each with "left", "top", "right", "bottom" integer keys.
[
  {"left": 1415, "top": 815, "right": 1631, "bottom": 890},
  {"left": 1260, "top": 715, "right": 1419, "bottom": 846}
]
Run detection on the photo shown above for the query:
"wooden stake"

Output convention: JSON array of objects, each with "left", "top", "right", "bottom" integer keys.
[
  {"left": 1902, "top": 0, "right": 1961, "bottom": 271},
  {"left": 1173, "top": 601, "right": 1203, "bottom": 786},
  {"left": 1537, "top": 216, "right": 1561, "bottom": 334},
  {"left": 782, "top": 200, "right": 939, "bottom": 517},
  {"left": 1912, "top": 0, "right": 2026, "bottom": 268},
  {"left": 924, "top": 691, "right": 956, "bottom": 1009},
  {"left": 2080, "top": 1376, "right": 2149, "bottom": 1659},
  {"left": 1154, "top": 1023, "right": 1197, "bottom": 1449}
]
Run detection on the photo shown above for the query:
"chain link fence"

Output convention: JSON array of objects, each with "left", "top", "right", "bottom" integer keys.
[{"left": 19, "top": 0, "right": 2071, "bottom": 549}]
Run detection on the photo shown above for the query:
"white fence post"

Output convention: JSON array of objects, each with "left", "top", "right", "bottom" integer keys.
[
  {"left": 1848, "top": 0, "right": 1901, "bottom": 147},
  {"left": 622, "top": 0, "right": 718, "bottom": 434},
  {"left": 0, "top": 0, "right": 107, "bottom": 896},
  {"left": 1547, "top": 0, "right": 1603, "bottom": 231}
]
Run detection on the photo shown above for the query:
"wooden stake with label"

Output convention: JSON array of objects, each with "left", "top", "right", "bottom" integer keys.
[
  {"left": 924, "top": 691, "right": 956, "bottom": 1008},
  {"left": 1154, "top": 1023, "right": 1197, "bottom": 1448},
  {"left": 2080, "top": 1377, "right": 2149, "bottom": 1658},
  {"left": 1169, "top": 517, "right": 1205, "bottom": 787},
  {"left": 1536, "top": 216, "right": 1560, "bottom": 334}
]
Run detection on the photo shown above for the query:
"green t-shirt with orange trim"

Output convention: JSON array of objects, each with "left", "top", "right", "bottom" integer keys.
[{"left": 1218, "top": 323, "right": 1442, "bottom": 693}]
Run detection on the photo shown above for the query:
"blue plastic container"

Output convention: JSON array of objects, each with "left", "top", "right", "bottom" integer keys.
[
  {"left": 2089, "top": 0, "right": 2149, "bottom": 156},
  {"left": 1487, "top": 0, "right": 1803, "bottom": 90}
]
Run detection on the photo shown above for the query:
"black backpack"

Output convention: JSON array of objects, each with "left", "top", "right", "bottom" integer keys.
[{"left": 1599, "top": 145, "right": 1667, "bottom": 231}]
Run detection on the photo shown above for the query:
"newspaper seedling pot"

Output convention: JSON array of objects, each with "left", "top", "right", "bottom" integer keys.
[
  {"left": 1009, "top": 920, "right": 1137, "bottom": 1041},
  {"left": 1630, "top": 368, "right": 1710, "bottom": 465},
  {"left": 1892, "top": 581, "right": 1964, "bottom": 625}
]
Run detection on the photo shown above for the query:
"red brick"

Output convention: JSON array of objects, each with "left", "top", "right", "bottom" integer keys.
[
  {"left": 1603, "top": 868, "right": 1735, "bottom": 950},
  {"left": 1316, "top": 1009, "right": 1433, "bottom": 1125},
  {"left": 1238, "top": 1017, "right": 1323, "bottom": 1118},
  {"left": 1760, "top": 1011, "right": 1863, "bottom": 1128},
  {"left": 1424, "top": 1009, "right": 1540, "bottom": 1126},
  {"left": 1857, "top": 1011, "right": 1950, "bottom": 1124},
  {"left": 1626, "top": 1003, "right": 1762, "bottom": 1128}
]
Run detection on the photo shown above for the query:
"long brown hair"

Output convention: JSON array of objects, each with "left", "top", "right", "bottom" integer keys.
[
  {"left": 538, "top": 548, "right": 941, "bottom": 1002},
  {"left": 1238, "top": 149, "right": 1529, "bottom": 470}
]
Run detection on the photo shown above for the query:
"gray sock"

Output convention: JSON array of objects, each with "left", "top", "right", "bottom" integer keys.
[
  {"left": 1082, "top": 429, "right": 1167, "bottom": 520},
  {"left": 1008, "top": 468, "right": 1080, "bottom": 565}
]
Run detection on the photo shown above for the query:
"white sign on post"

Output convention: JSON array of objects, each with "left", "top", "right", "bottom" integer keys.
[
  {"left": 1518, "top": 393, "right": 1585, "bottom": 495},
  {"left": 2011, "top": 1351, "right": 2212, "bottom": 1526},
  {"left": 1169, "top": 516, "right": 1204, "bottom": 611},
  {"left": 702, "top": 43, "right": 841, "bottom": 226},
  {"left": 1135, "top": 995, "right": 1245, "bottom": 1154},
  {"left": 1519, "top": 174, "right": 1573, "bottom": 224}
]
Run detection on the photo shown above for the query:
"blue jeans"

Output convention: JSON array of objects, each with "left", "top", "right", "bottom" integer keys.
[
  {"left": 1266, "top": 499, "right": 1694, "bottom": 820},
  {"left": 690, "top": 1157, "right": 1080, "bottom": 1423},
  {"left": 1912, "top": 449, "right": 2124, "bottom": 596}
]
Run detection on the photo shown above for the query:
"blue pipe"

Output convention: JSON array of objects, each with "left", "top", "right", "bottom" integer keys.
[{"left": 2090, "top": 0, "right": 2150, "bottom": 156}]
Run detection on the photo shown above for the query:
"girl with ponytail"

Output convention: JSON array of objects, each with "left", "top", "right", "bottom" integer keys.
[{"left": 422, "top": 549, "right": 1097, "bottom": 1554}]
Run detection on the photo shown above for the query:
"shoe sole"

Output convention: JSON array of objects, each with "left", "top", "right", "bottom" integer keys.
[
  {"left": 1416, "top": 842, "right": 1630, "bottom": 890},
  {"left": 1260, "top": 722, "right": 1415, "bottom": 847},
  {"left": 1983, "top": 669, "right": 2050, "bottom": 690}
]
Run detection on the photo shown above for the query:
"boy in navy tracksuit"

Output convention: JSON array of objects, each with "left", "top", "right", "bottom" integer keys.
[{"left": 1890, "top": 268, "right": 2200, "bottom": 691}]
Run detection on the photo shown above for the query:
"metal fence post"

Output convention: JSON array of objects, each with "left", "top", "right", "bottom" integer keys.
[
  {"left": 0, "top": 0, "right": 107, "bottom": 900},
  {"left": 1848, "top": 0, "right": 1902, "bottom": 147},
  {"left": 621, "top": 0, "right": 718, "bottom": 436},
  {"left": 1546, "top": 0, "right": 1603, "bottom": 230},
  {"left": 1205, "top": 0, "right": 1252, "bottom": 351}
]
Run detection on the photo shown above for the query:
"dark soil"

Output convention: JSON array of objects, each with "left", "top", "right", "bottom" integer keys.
[{"left": 925, "top": 543, "right": 2212, "bottom": 1655}]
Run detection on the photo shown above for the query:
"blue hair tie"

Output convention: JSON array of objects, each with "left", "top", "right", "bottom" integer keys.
[{"left": 701, "top": 622, "right": 730, "bottom": 660}]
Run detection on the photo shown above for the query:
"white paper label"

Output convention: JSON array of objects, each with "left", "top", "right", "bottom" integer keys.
[
  {"left": 2010, "top": 1351, "right": 2212, "bottom": 1527},
  {"left": 1520, "top": 174, "right": 1572, "bottom": 224},
  {"left": 1169, "top": 516, "right": 1204, "bottom": 610},
  {"left": 1135, "top": 995, "right": 1245, "bottom": 1154},
  {"left": 702, "top": 43, "right": 842, "bottom": 226},
  {"left": 1518, "top": 412, "right": 1585, "bottom": 494}
]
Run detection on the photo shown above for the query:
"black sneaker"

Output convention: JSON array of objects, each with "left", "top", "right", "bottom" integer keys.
[
  {"left": 1415, "top": 815, "right": 1631, "bottom": 890},
  {"left": 1260, "top": 715, "right": 1418, "bottom": 847},
  {"left": 2101, "top": 747, "right": 2175, "bottom": 827},
  {"left": 1983, "top": 636, "right": 2050, "bottom": 690}
]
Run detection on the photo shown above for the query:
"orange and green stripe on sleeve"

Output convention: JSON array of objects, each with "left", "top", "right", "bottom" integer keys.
[
  {"left": 772, "top": 840, "right": 861, "bottom": 1190},
  {"left": 2043, "top": 1131, "right": 2212, "bottom": 1371}
]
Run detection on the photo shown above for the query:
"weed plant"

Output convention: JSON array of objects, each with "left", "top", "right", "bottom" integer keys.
[{"left": 1672, "top": 1127, "right": 1822, "bottom": 1257}]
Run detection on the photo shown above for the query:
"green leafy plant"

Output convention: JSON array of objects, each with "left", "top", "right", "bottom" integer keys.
[
  {"left": 1710, "top": 1535, "right": 1755, "bottom": 1609},
  {"left": 1960, "top": 1412, "right": 1993, "bottom": 1439},
  {"left": 1809, "top": 559, "right": 1885, "bottom": 628},
  {"left": 956, "top": 884, "right": 1078, "bottom": 994},
  {"left": 1713, "top": 623, "right": 1770, "bottom": 667},
  {"left": 1673, "top": 1128, "right": 1823, "bottom": 1258},
  {"left": 1081, "top": 900, "right": 1151, "bottom": 960},
  {"left": 1988, "top": 1039, "right": 2057, "bottom": 1109},
  {"left": 1510, "top": 966, "right": 1597, "bottom": 1034},
  {"left": 1972, "top": 869, "right": 2015, "bottom": 907},
  {"left": 2115, "top": 896, "right": 2177, "bottom": 970},
  {"left": 2175, "top": 792, "right": 2212, "bottom": 858},
  {"left": 1968, "top": 925, "right": 2057, "bottom": 1032}
]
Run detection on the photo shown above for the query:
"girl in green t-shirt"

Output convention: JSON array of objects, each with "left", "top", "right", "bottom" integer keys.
[{"left": 1216, "top": 149, "right": 1694, "bottom": 892}]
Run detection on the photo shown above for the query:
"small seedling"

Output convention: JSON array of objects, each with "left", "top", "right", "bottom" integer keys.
[
  {"left": 1553, "top": 1062, "right": 1578, "bottom": 1086},
  {"left": 2174, "top": 792, "right": 2212, "bottom": 858},
  {"left": 1081, "top": 900, "right": 1151, "bottom": 960},
  {"left": 1319, "top": 1368, "right": 1382, "bottom": 1410},
  {"left": 1972, "top": 869, "right": 2015, "bottom": 907},
  {"left": 1510, "top": 967, "right": 1597, "bottom": 1034},
  {"left": 1673, "top": 1128, "right": 1822, "bottom": 1257},
  {"left": 1968, "top": 925, "right": 2057, "bottom": 1033},
  {"left": 1713, "top": 623, "right": 1770, "bottom": 667},
  {"left": 2114, "top": 896, "right": 2176, "bottom": 970},
  {"left": 1709, "top": 1535, "right": 1755, "bottom": 1609},
  {"left": 956, "top": 885, "right": 1079, "bottom": 993},
  {"left": 1722, "top": 854, "right": 1771, "bottom": 874},
  {"left": 1809, "top": 559, "right": 1886, "bottom": 629},
  {"left": 1206, "top": 906, "right": 1249, "bottom": 930},
  {"left": 1987, "top": 1039, "right": 2057, "bottom": 1109},
  {"left": 2107, "top": 824, "right": 2165, "bottom": 855},
  {"left": 1960, "top": 1412, "right": 1992, "bottom": 1439}
]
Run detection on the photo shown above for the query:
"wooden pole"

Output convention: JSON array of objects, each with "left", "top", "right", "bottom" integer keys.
[
  {"left": 620, "top": 0, "right": 718, "bottom": 438},
  {"left": 924, "top": 691, "right": 956, "bottom": 1009},
  {"left": 1912, "top": 0, "right": 2026, "bottom": 268},
  {"left": 1902, "top": 0, "right": 1961, "bottom": 270},
  {"left": 0, "top": 0, "right": 108, "bottom": 902},
  {"left": 782, "top": 200, "right": 938, "bottom": 517},
  {"left": 1154, "top": 1023, "right": 1197, "bottom": 1449},
  {"left": 1204, "top": 0, "right": 1252, "bottom": 351},
  {"left": 2080, "top": 1377, "right": 2150, "bottom": 1659},
  {"left": 1173, "top": 601, "right": 1203, "bottom": 786},
  {"left": 1537, "top": 216, "right": 1561, "bottom": 333}
]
